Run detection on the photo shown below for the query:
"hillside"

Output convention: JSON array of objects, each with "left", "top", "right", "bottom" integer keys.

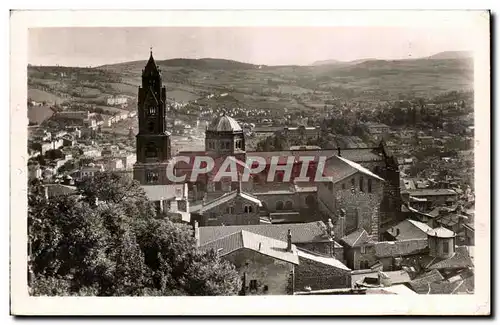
[
  {"left": 425, "top": 51, "right": 473, "bottom": 60},
  {"left": 28, "top": 55, "right": 474, "bottom": 119}
]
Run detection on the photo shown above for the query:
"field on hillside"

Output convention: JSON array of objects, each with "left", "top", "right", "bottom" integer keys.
[
  {"left": 28, "top": 57, "right": 474, "bottom": 116},
  {"left": 28, "top": 105, "right": 54, "bottom": 124},
  {"left": 28, "top": 89, "right": 66, "bottom": 104}
]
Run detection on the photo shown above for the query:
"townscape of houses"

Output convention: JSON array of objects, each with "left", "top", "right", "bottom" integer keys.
[{"left": 28, "top": 52, "right": 475, "bottom": 296}]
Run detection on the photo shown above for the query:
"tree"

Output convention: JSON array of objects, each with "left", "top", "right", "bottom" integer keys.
[
  {"left": 28, "top": 172, "right": 241, "bottom": 296},
  {"left": 76, "top": 172, "right": 148, "bottom": 205}
]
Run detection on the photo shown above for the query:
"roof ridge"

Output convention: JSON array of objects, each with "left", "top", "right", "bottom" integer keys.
[{"left": 200, "top": 230, "right": 242, "bottom": 247}]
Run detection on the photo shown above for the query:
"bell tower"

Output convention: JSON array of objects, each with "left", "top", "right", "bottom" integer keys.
[{"left": 133, "top": 50, "right": 172, "bottom": 185}]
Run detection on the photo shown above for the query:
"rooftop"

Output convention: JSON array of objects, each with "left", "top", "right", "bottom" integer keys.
[
  {"left": 426, "top": 226, "right": 455, "bottom": 238},
  {"left": 341, "top": 228, "right": 371, "bottom": 248},
  {"left": 141, "top": 184, "right": 186, "bottom": 202},
  {"left": 200, "top": 230, "right": 299, "bottom": 265},
  {"left": 196, "top": 190, "right": 262, "bottom": 214},
  {"left": 297, "top": 248, "right": 350, "bottom": 271},
  {"left": 406, "top": 188, "right": 458, "bottom": 197},
  {"left": 374, "top": 239, "right": 429, "bottom": 258},
  {"left": 207, "top": 115, "right": 243, "bottom": 132},
  {"left": 428, "top": 246, "right": 474, "bottom": 270},
  {"left": 386, "top": 219, "right": 433, "bottom": 241},
  {"left": 198, "top": 221, "right": 333, "bottom": 245}
]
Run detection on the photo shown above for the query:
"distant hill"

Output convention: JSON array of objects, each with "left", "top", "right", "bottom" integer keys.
[
  {"left": 312, "top": 58, "right": 375, "bottom": 66},
  {"left": 29, "top": 53, "right": 474, "bottom": 113},
  {"left": 100, "top": 58, "right": 260, "bottom": 71},
  {"left": 425, "top": 51, "right": 473, "bottom": 60},
  {"left": 311, "top": 59, "right": 344, "bottom": 66}
]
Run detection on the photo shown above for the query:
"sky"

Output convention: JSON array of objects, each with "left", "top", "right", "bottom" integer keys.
[{"left": 28, "top": 27, "right": 475, "bottom": 67}]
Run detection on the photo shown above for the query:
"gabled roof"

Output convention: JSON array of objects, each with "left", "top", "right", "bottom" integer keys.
[
  {"left": 385, "top": 219, "right": 433, "bottom": 241},
  {"left": 341, "top": 228, "right": 370, "bottom": 247},
  {"left": 198, "top": 190, "right": 262, "bottom": 213},
  {"left": 200, "top": 230, "right": 299, "bottom": 265},
  {"left": 426, "top": 226, "right": 455, "bottom": 238},
  {"left": 374, "top": 239, "right": 428, "bottom": 258},
  {"left": 199, "top": 221, "right": 332, "bottom": 245},
  {"left": 297, "top": 248, "right": 350, "bottom": 271},
  {"left": 336, "top": 156, "right": 385, "bottom": 182},
  {"left": 324, "top": 155, "right": 385, "bottom": 184},
  {"left": 141, "top": 184, "right": 186, "bottom": 202}
]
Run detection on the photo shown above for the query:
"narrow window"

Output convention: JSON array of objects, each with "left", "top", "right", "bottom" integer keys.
[
  {"left": 443, "top": 241, "right": 449, "bottom": 254},
  {"left": 368, "top": 179, "right": 373, "bottom": 193},
  {"left": 342, "top": 183, "right": 346, "bottom": 190},
  {"left": 359, "top": 176, "right": 364, "bottom": 192},
  {"left": 351, "top": 178, "right": 355, "bottom": 188},
  {"left": 249, "top": 280, "right": 258, "bottom": 291}
]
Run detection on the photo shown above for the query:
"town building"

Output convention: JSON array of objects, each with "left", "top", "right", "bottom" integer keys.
[{"left": 199, "top": 229, "right": 299, "bottom": 295}]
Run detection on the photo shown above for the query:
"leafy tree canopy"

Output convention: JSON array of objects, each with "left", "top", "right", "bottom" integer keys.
[{"left": 29, "top": 172, "right": 241, "bottom": 296}]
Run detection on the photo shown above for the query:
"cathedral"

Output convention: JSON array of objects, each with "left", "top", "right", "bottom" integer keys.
[
  {"left": 133, "top": 50, "right": 172, "bottom": 185},
  {"left": 133, "top": 52, "right": 402, "bottom": 238}
]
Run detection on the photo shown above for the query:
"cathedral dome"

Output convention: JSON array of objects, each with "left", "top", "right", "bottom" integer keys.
[{"left": 207, "top": 114, "right": 242, "bottom": 132}]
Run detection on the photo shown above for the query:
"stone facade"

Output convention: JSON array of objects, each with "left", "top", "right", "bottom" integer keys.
[
  {"left": 294, "top": 255, "right": 351, "bottom": 291},
  {"left": 224, "top": 248, "right": 295, "bottom": 295},
  {"left": 194, "top": 194, "right": 261, "bottom": 226},
  {"left": 318, "top": 170, "right": 384, "bottom": 241}
]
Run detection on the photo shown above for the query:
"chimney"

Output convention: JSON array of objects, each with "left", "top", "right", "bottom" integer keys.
[
  {"left": 337, "top": 146, "right": 341, "bottom": 157},
  {"left": 356, "top": 208, "right": 362, "bottom": 229},
  {"left": 237, "top": 172, "right": 242, "bottom": 193},
  {"left": 339, "top": 209, "right": 346, "bottom": 238},
  {"left": 183, "top": 183, "right": 189, "bottom": 200},
  {"left": 287, "top": 229, "right": 292, "bottom": 252},
  {"left": 327, "top": 218, "right": 334, "bottom": 239},
  {"left": 159, "top": 197, "right": 164, "bottom": 213},
  {"left": 194, "top": 221, "right": 200, "bottom": 247}
]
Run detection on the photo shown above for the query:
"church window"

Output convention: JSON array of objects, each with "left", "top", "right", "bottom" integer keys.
[
  {"left": 148, "top": 106, "right": 157, "bottom": 115},
  {"left": 284, "top": 201, "right": 293, "bottom": 210},
  {"left": 227, "top": 206, "right": 235, "bottom": 214},
  {"left": 146, "top": 171, "right": 159, "bottom": 184},
  {"left": 276, "top": 201, "right": 284, "bottom": 210}
]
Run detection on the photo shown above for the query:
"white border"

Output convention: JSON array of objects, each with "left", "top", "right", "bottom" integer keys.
[{"left": 10, "top": 10, "right": 491, "bottom": 316}]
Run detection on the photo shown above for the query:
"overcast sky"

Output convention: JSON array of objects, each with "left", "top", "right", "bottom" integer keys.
[{"left": 28, "top": 27, "right": 475, "bottom": 67}]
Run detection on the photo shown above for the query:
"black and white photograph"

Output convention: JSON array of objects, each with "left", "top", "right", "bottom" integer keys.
[{"left": 10, "top": 9, "right": 490, "bottom": 316}]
